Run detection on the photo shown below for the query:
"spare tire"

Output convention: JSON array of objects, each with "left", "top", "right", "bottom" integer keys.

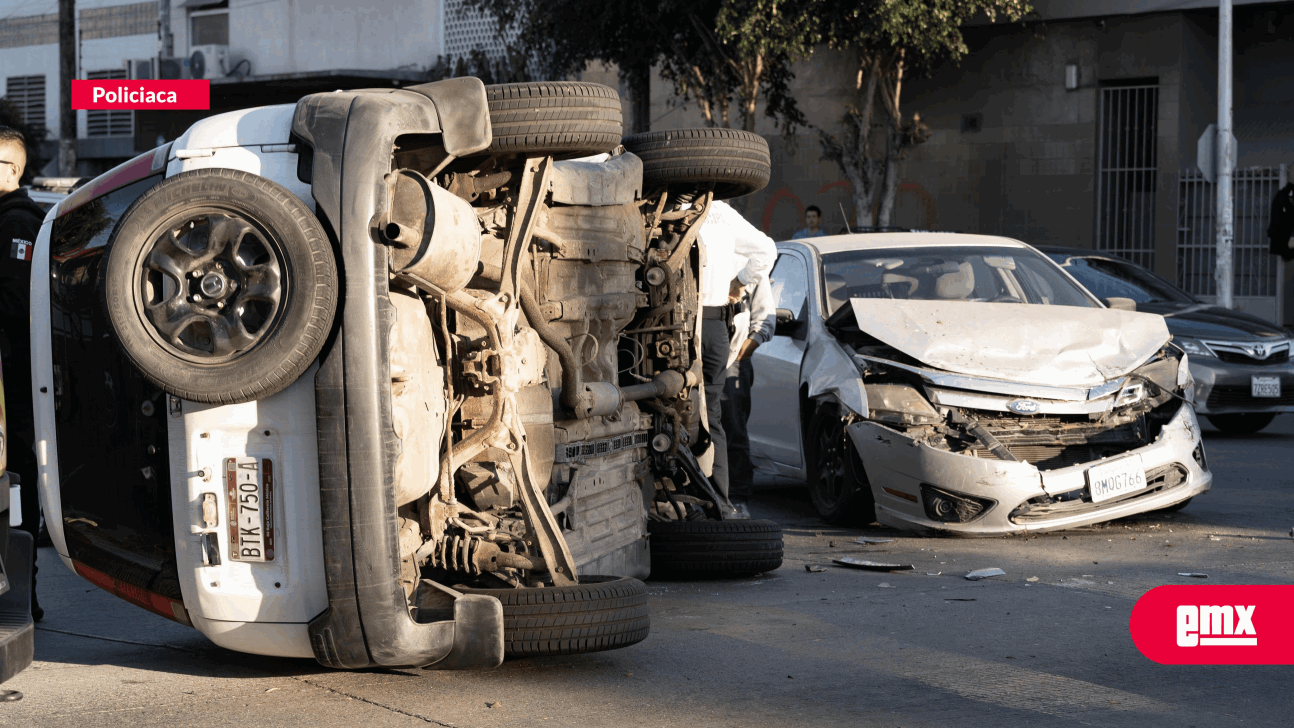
[
  {"left": 101, "top": 169, "right": 337, "bottom": 405},
  {"left": 647, "top": 519, "right": 784, "bottom": 578},
  {"left": 484, "top": 81, "right": 623, "bottom": 157},
  {"left": 622, "top": 128, "right": 771, "bottom": 199},
  {"left": 456, "top": 575, "right": 649, "bottom": 658}
]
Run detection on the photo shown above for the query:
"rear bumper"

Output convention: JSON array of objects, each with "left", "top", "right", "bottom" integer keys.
[
  {"left": 849, "top": 403, "right": 1211, "bottom": 535},
  {"left": 1191, "top": 357, "right": 1294, "bottom": 415},
  {"left": 296, "top": 80, "right": 504, "bottom": 670}
]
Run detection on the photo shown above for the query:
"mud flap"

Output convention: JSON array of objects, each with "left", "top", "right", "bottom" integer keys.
[
  {"left": 424, "top": 595, "right": 505, "bottom": 670},
  {"left": 0, "top": 530, "right": 34, "bottom": 685}
]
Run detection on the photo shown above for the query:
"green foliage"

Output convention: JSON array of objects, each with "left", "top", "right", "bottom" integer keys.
[{"left": 466, "top": 0, "right": 820, "bottom": 134}]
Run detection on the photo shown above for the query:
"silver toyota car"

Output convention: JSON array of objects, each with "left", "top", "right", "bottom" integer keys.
[{"left": 749, "top": 233, "right": 1211, "bottom": 535}]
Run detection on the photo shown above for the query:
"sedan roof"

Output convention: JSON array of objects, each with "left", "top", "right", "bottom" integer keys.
[{"left": 783, "top": 232, "right": 1033, "bottom": 254}]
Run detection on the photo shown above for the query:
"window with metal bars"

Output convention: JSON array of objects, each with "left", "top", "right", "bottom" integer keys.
[
  {"left": 3, "top": 75, "right": 46, "bottom": 137},
  {"left": 85, "top": 69, "right": 133, "bottom": 138},
  {"left": 1095, "top": 83, "right": 1159, "bottom": 269}
]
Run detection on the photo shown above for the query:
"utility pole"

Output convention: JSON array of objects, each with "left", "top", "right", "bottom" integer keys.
[
  {"left": 58, "top": 0, "right": 76, "bottom": 176},
  {"left": 1215, "top": 0, "right": 1235, "bottom": 309}
]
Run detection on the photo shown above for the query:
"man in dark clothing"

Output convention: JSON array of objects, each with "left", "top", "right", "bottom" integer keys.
[
  {"left": 0, "top": 126, "right": 43, "bottom": 622},
  {"left": 1268, "top": 182, "right": 1294, "bottom": 260}
]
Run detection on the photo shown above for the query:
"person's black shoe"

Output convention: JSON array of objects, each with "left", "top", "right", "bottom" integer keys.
[{"left": 31, "top": 596, "right": 43, "bottom": 623}]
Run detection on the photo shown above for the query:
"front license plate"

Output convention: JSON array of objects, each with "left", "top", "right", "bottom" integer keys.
[
  {"left": 1252, "top": 375, "right": 1281, "bottom": 398},
  {"left": 226, "top": 457, "right": 275, "bottom": 562},
  {"left": 1087, "top": 455, "right": 1147, "bottom": 504}
]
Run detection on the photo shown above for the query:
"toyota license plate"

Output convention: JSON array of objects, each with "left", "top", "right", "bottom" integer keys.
[
  {"left": 1252, "top": 375, "right": 1281, "bottom": 398},
  {"left": 226, "top": 457, "right": 275, "bottom": 562},
  {"left": 1087, "top": 455, "right": 1147, "bottom": 504}
]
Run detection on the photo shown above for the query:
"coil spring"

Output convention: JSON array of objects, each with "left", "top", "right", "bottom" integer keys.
[{"left": 426, "top": 534, "right": 488, "bottom": 575}]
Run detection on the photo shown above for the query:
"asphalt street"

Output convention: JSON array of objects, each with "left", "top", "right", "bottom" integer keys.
[{"left": 4, "top": 416, "right": 1293, "bottom": 727}]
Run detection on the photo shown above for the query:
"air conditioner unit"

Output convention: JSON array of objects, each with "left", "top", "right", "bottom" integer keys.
[
  {"left": 124, "top": 58, "right": 154, "bottom": 80},
  {"left": 158, "top": 56, "right": 193, "bottom": 80},
  {"left": 189, "top": 44, "right": 229, "bottom": 80}
]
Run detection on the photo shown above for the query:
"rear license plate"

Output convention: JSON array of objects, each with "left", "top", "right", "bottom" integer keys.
[
  {"left": 1087, "top": 455, "right": 1147, "bottom": 504},
  {"left": 1252, "top": 375, "right": 1281, "bottom": 398},
  {"left": 226, "top": 457, "right": 275, "bottom": 562}
]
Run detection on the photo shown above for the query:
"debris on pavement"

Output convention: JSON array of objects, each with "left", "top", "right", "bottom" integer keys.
[
  {"left": 855, "top": 537, "right": 894, "bottom": 545},
  {"left": 1178, "top": 573, "right": 1208, "bottom": 578},
  {"left": 1026, "top": 576, "right": 1039, "bottom": 582},
  {"left": 877, "top": 582, "right": 895, "bottom": 588},
  {"left": 805, "top": 564, "right": 829, "bottom": 573},
  {"left": 833, "top": 557, "right": 915, "bottom": 571},
  {"left": 926, "top": 572, "right": 941, "bottom": 576},
  {"left": 964, "top": 568, "right": 1007, "bottom": 581},
  {"left": 486, "top": 701, "right": 501, "bottom": 708}
]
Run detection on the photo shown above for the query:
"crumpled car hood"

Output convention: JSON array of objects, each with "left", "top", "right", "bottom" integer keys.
[{"left": 848, "top": 299, "right": 1171, "bottom": 387}]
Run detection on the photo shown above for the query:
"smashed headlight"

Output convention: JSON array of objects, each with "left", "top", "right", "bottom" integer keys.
[{"left": 864, "top": 383, "right": 943, "bottom": 425}]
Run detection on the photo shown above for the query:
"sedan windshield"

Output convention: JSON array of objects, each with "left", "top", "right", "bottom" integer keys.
[
  {"left": 1049, "top": 255, "right": 1196, "bottom": 305},
  {"left": 820, "top": 246, "right": 1097, "bottom": 311}
]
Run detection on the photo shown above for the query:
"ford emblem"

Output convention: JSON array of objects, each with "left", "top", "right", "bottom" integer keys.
[{"left": 1007, "top": 399, "right": 1041, "bottom": 415}]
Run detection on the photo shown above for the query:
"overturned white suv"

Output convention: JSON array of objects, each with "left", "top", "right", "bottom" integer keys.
[
  {"left": 750, "top": 233, "right": 1211, "bottom": 535},
  {"left": 32, "top": 79, "right": 780, "bottom": 670}
]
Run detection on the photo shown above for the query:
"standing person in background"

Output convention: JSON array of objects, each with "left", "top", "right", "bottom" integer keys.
[
  {"left": 792, "top": 205, "right": 826, "bottom": 239},
  {"left": 722, "top": 272, "right": 775, "bottom": 515},
  {"left": 0, "top": 126, "right": 43, "bottom": 621},
  {"left": 699, "top": 200, "right": 776, "bottom": 503}
]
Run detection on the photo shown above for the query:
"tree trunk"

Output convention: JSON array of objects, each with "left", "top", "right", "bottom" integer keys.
[
  {"left": 59, "top": 0, "right": 77, "bottom": 175},
  {"left": 626, "top": 59, "right": 651, "bottom": 134},
  {"left": 876, "top": 118, "right": 901, "bottom": 227}
]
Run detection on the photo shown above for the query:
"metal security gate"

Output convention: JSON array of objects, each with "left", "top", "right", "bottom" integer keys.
[
  {"left": 1095, "top": 84, "right": 1159, "bottom": 269},
  {"left": 1176, "top": 166, "right": 1285, "bottom": 322}
]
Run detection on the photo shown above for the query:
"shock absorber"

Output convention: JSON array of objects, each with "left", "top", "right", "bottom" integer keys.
[
  {"left": 425, "top": 534, "right": 488, "bottom": 575},
  {"left": 417, "top": 533, "right": 549, "bottom": 575}
]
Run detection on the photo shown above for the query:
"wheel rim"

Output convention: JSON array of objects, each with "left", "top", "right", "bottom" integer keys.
[
  {"left": 814, "top": 417, "right": 848, "bottom": 509},
  {"left": 136, "top": 212, "right": 286, "bottom": 364}
]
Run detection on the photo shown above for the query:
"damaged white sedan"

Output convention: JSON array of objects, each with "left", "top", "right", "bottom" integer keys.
[{"left": 749, "top": 233, "right": 1211, "bottom": 535}]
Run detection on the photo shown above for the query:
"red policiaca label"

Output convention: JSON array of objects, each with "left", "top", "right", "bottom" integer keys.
[
  {"left": 1130, "top": 585, "right": 1294, "bottom": 664},
  {"left": 71, "top": 80, "right": 209, "bottom": 110}
]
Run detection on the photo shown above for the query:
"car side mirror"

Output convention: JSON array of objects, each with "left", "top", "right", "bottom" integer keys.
[
  {"left": 1103, "top": 297, "right": 1137, "bottom": 312},
  {"left": 775, "top": 308, "right": 805, "bottom": 337}
]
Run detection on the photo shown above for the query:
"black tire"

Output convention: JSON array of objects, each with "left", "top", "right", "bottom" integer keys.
[
  {"left": 622, "top": 127, "right": 771, "bottom": 200},
  {"left": 102, "top": 169, "right": 337, "bottom": 405},
  {"left": 1207, "top": 413, "right": 1276, "bottom": 435},
  {"left": 456, "top": 575, "right": 649, "bottom": 658},
  {"left": 484, "top": 81, "right": 623, "bottom": 157},
  {"left": 807, "top": 403, "right": 876, "bottom": 524},
  {"left": 647, "top": 519, "right": 783, "bottom": 578}
]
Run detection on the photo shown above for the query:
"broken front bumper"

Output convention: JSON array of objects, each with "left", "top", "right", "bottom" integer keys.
[{"left": 847, "top": 403, "right": 1211, "bottom": 535}]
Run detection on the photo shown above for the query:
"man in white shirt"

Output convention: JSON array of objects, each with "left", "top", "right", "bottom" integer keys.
[
  {"left": 722, "top": 273, "right": 775, "bottom": 505},
  {"left": 698, "top": 200, "right": 776, "bottom": 501}
]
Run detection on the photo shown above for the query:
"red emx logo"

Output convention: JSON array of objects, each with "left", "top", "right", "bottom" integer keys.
[
  {"left": 1131, "top": 585, "right": 1294, "bottom": 664},
  {"left": 1177, "top": 604, "right": 1256, "bottom": 646}
]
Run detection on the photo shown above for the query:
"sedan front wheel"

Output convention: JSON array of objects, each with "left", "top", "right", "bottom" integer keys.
[{"left": 806, "top": 403, "right": 876, "bottom": 524}]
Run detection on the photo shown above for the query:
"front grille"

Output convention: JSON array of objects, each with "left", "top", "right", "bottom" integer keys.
[
  {"left": 1215, "top": 349, "right": 1290, "bottom": 366},
  {"left": 1009, "top": 463, "right": 1190, "bottom": 524},
  {"left": 972, "top": 443, "right": 1141, "bottom": 471},
  {"left": 1206, "top": 381, "right": 1294, "bottom": 409}
]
